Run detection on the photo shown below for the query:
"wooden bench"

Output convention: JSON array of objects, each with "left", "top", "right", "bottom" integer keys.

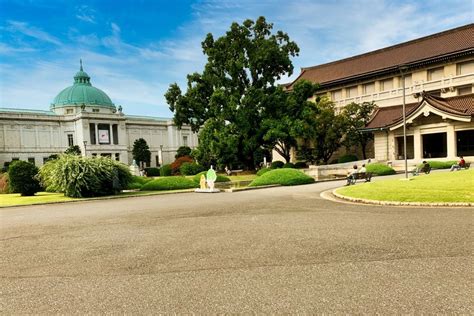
[
  {"left": 225, "top": 169, "right": 243, "bottom": 176},
  {"left": 347, "top": 172, "right": 372, "bottom": 185}
]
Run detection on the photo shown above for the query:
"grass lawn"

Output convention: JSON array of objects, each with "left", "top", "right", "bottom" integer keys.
[{"left": 336, "top": 169, "right": 474, "bottom": 203}]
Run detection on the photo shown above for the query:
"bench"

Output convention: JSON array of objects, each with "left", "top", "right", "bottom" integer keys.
[
  {"left": 462, "top": 162, "right": 471, "bottom": 170},
  {"left": 347, "top": 172, "right": 372, "bottom": 185},
  {"left": 225, "top": 169, "right": 243, "bottom": 176}
]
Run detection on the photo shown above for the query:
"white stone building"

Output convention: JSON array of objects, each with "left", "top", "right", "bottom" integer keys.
[{"left": 0, "top": 62, "right": 198, "bottom": 167}]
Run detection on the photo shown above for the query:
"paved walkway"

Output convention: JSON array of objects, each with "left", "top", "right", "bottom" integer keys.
[{"left": 1, "top": 177, "right": 472, "bottom": 313}]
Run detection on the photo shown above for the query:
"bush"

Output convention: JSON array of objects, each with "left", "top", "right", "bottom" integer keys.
[
  {"left": 38, "top": 155, "right": 132, "bottom": 198},
  {"left": 127, "top": 176, "right": 153, "bottom": 190},
  {"left": 160, "top": 164, "right": 172, "bottom": 176},
  {"left": 294, "top": 162, "right": 307, "bottom": 169},
  {"left": 170, "top": 156, "right": 194, "bottom": 174},
  {"left": 141, "top": 176, "right": 198, "bottom": 191},
  {"left": 257, "top": 167, "right": 272, "bottom": 176},
  {"left": 283, "top": 162, "right": 295, "bottom": 168},
  {"left": 180, "top": 162, "right": 206, "bottom": 176},
  {"left": 175, "top": 146, "right": 192, "bottom": 158},
  {"left": 192, "top": 171, "right": 231, "bottom": 183},
  {"left": 338, "top": 154, "right": 358, "bottom": 164},
  {"left": 144, "top": 167, "right": 160, "bottom": 177},
  {"left": 64, "top": 145, "right": 81, "bottom": 155},
  {"left": 366, "top": 163, "right": 396, "bottom": 176},
  {"left": 0, "top": 173, "right": 10, "bottom": 194},
  {"left": 419, "top": 160, "right": 457, "bottom": 169},
  {"left": 8, "top": 161, "right": 41, "bottom": 196},
  {"left": 271, "top": 161, "right": 285, "bottom": 169},
  {"left": 250, "top": 169, "right": 315, "bottom": 187}
]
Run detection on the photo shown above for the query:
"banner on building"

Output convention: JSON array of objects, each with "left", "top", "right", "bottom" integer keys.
[{"left": 98, "top": 129, "right": 110, "bottom": 144}]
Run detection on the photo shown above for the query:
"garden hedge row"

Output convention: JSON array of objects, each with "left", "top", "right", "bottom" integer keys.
[{"left": 250, "top": 169, "right": 315, "bottom": 187}]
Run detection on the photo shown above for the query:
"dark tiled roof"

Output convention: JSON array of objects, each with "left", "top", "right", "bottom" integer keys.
[
  {"left": 365, "top": 93, "right": 473, "bottom": 130},
  {"left": 288, "top": 24, "right": 473, "bottom": 88}
]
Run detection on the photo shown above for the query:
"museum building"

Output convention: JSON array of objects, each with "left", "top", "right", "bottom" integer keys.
[
  {"left": 0, "top": 62, "right": 198, "bottom": 167},
  {"left": 287, "top": 23, "right": 473, "bottom": 163}
]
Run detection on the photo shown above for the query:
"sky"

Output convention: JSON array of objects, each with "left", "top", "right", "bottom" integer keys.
[{"left": 0, "top": 0, "right": 472, "bottom": 118}]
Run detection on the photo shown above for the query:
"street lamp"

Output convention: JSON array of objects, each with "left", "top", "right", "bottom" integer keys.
[
  {"left": 399, "top": 65, "right": 409, "bottom": 179},
  {"left": 83, "top": 140, "right": 87, "bottom": 157}
]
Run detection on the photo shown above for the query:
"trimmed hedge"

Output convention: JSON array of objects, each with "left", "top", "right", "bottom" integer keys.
[
  {"left": 141, "top": 176, "right": 198, "bottom": 191},
  {"left": 257, "top": 167, "right": 272, "bottom": 176},
  {"left": 283, "top": 162, "right": 295, "bottom": 168},
  {"left": 180, "top": 162, "right": 206, "bottom": 176},
  {"left": 144, "top": 167, "right": 160, "bottom": 177},
  {"left": 338, "top": 154, "right": 358, "bottom": 164},
  {"left": 8, "top": 161, "right": 41, "bottom": 196},
  {"left": 192, "top": 171, "right": 231, "bottom": 183},
  {"left": 366, "top": 163, "right": 396, "bottom": 176},
  {"left": 418, "top": 160, "right": 457, "bottom": 169},
  {"left": 160, "top": 164, "right": 172, "bottom": 176},
  {"left": 127, "top": 176, "right": 153, "bottom": 190},
  {"left": 271, "top": 161, "right": 285, "bottom": 169},
  {"left": 249, "top": 168, "right": 315, "bottom": 187}
]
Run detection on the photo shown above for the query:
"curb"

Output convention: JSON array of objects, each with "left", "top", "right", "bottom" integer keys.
[
  {"left": 224, "top": 184, "right": 280, "bottom": 192},
  {"left": 332, "top": 189, "right": 474, "bottom": 207}
]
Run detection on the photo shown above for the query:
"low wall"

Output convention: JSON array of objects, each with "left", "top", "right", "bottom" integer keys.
[{"left": 303, "top": 159, "right": 375, "bottom": 180}]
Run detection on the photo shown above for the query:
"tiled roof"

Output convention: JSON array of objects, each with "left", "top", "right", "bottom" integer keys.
[
  {"left": 288, "top": 24, "right": 473, "bottom": 88},
  {"left": 364, "top": 93, "right": 473, "bottom": 130}
]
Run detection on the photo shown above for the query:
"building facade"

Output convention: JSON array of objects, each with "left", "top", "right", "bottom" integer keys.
[
  {"left": 0, "top": 62, "right": 198, "bottom": 167},
  {"left": 287, "top": 23, "right": 473, "bottom": 164}
]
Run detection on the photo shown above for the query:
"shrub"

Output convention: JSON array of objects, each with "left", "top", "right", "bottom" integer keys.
[
  {"left": 170, "top": 156, "right": 194, "bottom": 174},
  {"left": 249, "top": 169, "right": 315, "bottom": 187},
  {"left": 193, "top": 171, "right": 231, "bottom": 183},
  {"left": 8, "top": 161, "right": 41, "bottom": 196},
  {"left": 419, "top": 160, "right": 457, "bottom": 169},
  {"left": 0, "top": 173, "right": 10, "bottom": 194},
  {"left": 180, "top": 162, "right": 206, "bottom": 176},
  {"left": 127, "top": 176, "right": 153, "bottom": 189},
  {"left": 337, "top": 154, "right": 358, "bottom": 164},
  {"left": 257, "top": 167, "right": 272, "bottom": 176},
  {"left": 283, "top": 162, "right": 295, "bottom": 168},
  {"left": 366, "top": 163, "right": 396, "bottom": 176},
  {"left": 175, "top": 146, "right": 192, "bottom": 158},
  {"left": 64, "top": 145, "right": 81, "bottom": 155},
  {"left": 144, "top": 167, "right": 160, "bottom": 177},
  {"left": 271, "top": 161, "right": 285, "bottom": 169},
  {"left": 38, "top": 155, "right": 132, "bottom": 198},
  {"left": 294, "top": 161, "right": 308, "bottom": 169},
  {"left": 141, "top": 176, "right": 198, "bottom": 191},
  {"left": 160, "top": 164, "right": 172, "bottom": 176}
]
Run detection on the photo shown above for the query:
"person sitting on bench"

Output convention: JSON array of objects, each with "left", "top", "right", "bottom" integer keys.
[
  {"left": 359, "top": 164, "right": 367, "bottom": 174},
  {"left": 413, "top": 161, "right": 430, "bottom": 175},
  {"left": 450, "top": 156, "right": 465, "bottom": 171},
  {"left": 346, "top": 165, "right": 358, "bottom": 185}
]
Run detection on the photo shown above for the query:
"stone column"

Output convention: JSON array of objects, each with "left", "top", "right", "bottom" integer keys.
[
  {"left": 446, "top": 125, "right": 456, "bottom": 159},
  {"left": 413, "top": 128, "right": 423, "bottom": 160},
  {"left": 95, "top": 123, "right": 99, "bottom": 145}
]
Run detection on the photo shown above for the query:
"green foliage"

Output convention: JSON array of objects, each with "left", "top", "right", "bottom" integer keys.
[
  {"left": 141, "top": 177, "right": 198, "bottom": 191},
  {"left": 170, "top": 156, "right": 193, "bottom": 174},
  {"left": 271, "top": 161, "right": 285, "bottom": 169},
  {"left": 38, "top": 155, "right": 132, "bottom": 198},
  {"left": 366, "top": 163, "right": 396, "bottom": 176},
  {"left": 144, "top": 167, "right": 160, "bottom": 177},
  {"left": 132, "top": 138, "right": 151, "bottom": 168},
  {"left": 0, "top": 172, "right": 10, "bottom": 194},
  {"left": 127, "top": 176, "right": 153, "bottom": 190},
  {"left": 160, "top": 164, "right": 172, "bottom": 176},
  {"left": 249, "top": 168, "right": 315, "bottom": 187},
  {"left": 418, "top": 160, "right": 457, "bottom": 169},
  {"left": 257, "top": 167, "right": 272, "bottom": 176},
  {"left": 193, "top": 171, "right": 231, "bottom": 183},
  {"left": 338, "top": 154, "right": 358, "bottom": 164},
  {"left": 294, "top": 162, "right": 308, "bottom": 169},
  {"left": 64, "top": 145, "right": 81, "bottom": 155},
  {"left": 175, "top": 146, "right": 192, "bottom": 159},
  {"left": 341, "top": 102, "right": 377, "bottom": 160},
  {"left": 180, "top": 162, "right": 206, "bottom": 175},
  {"left": 283, "top": 162, "right": 295, "bottom": 168},
  {"left": 165, "top": 17, "right": 299, "bottom": 169},
  {"left": 8, "top": 161, "right": 41, "bottom": 196}
]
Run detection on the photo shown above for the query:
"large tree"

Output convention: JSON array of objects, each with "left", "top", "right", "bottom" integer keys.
[
  {"left": 132, "top": 138, "right": 151, "bottom": 168},
  {"left": 341, "top": 101, "right": 377, "bottom": 159},
  {"left": 165, "top": 17, "right": 299, "bottom": 169}
]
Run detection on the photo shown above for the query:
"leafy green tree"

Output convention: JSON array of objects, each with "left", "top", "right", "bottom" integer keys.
[
  {"left": 132, "top": 138, "right": 151, "bottom": 168},
  {"left": 8, "top": 160, "right": 41, "bottom": 196},
  {"left": 175, "top": 146, "right": 192, "bottom": 159},
  {"left": 341, "top": 101, "right": 377, "bottom": 159},
  {"left": 165, "top": 16, "right": 299, "bottom": 169},
  {"left": 64, "top": 145, "right": 81, "bottom": 155}
]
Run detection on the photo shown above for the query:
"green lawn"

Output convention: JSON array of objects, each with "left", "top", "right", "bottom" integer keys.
[{"left": 336, "top": 169, "right": 474, "bottom": 203}]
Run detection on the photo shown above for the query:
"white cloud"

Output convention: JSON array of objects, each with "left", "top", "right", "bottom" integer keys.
[
  {"left": 6, "top": 20, "right": 61, "bottom": 45},
  {"left": 76, "top": 5, "right": 96, "bottom": 24}
]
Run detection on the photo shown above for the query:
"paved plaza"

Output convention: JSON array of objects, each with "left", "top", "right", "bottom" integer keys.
[{"left": 1, "top": 179, "right": 472, "bottom": 313}]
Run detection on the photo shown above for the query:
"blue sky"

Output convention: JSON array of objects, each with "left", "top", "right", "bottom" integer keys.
[{"left": 0, "top": 0, "right": 472, "bottom": 117}]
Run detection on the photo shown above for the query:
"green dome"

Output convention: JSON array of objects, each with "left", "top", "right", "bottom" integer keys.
[{"left": 51, "top": 60, "right": 115, "bottom": 109}]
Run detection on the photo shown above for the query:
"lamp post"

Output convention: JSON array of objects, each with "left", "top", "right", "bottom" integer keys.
[
  {"left": 159, "top": 144, "right": 163, "bottom": 166},
  {"left": 83, "top": 140, "right": 87, "bottom": 157},
  {"left": 399, "top": 65, "right": 409, "bottom": 179}
]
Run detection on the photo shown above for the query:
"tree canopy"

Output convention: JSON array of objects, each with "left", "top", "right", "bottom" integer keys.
[
  {"left": 132, "top": 138, "right": 151, "bottom": 168},
  {"left": 165, "top": 16, "right": 299, "bottom": 169}
]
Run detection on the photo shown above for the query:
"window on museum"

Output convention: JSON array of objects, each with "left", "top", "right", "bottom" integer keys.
[
  {"left": 43, "top": 157, "right": 49, "bottom": 164},
  {"left": 427, "top": 67, "right": 444, "bottom": 81},
  {"left": 115, "top": 153, "right": 120, "bottom": 161},
  {"left": 92, "top": 109, "right": 100, "bottom": 113},
  {"left": 66, "top": 109, "right": 74, "bottom": 114},
  {"left": 380, "top": 78, "right": 393, "bottom": 91},
  {"left": 346, "top": 86, "right": 358, "bottom": 98},
  {"left": 92, "top": 153, "right": 97, "bottom": 158},
  {"left": 456, "top": 61, "right": 474, "bottom": 75},
  {"left": 112, "top": 124, "right": 119, "bottom": 145},
  {"left": 399, "top": 74, "right": 412, "bottom": 88},
  {"left": 458, "top": 85, "right": 472, "bottom": 95},
  {"left": 28, "top": 157, "right": 35, "bottom": 165},
  {"left": 183, "top": 135, "right": 188, "bottom": 147},
  {"left": 362, "top": 82, "right": 375, "bottom": 94},
  {"left": 89, "top": 123, "right": 96, "bottom": 145},
  {"left": 67, "top": 134, "right": 74, "bottom": 146},
  {"left": 331, "top": 90, "right": 342, "bottom": 101}
]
